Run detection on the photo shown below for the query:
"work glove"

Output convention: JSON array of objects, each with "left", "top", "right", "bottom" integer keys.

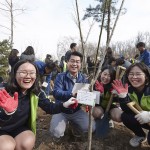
[
  {"left": 63, "top": 97, "right": 78, "bottom": 109},
  {"left": 135, "top": 111, "right": 150, "bottom": 124},
  {"left": 86, "top": 105, "right": 89, "bottom": 112},
  {"left": 0, "top": 89, "right": 18, "bottom": 114},
  {"left": 111, "top": 80, "right": 128, "bottom": 98},
  {"left": 95, "top": 80, "right": 104, "bottom": 94}
]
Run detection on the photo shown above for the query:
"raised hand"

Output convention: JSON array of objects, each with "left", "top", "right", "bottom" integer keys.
[
  {"left": 135, "top": 111, "right": 150, "bottom": 124},
  {"left": 0, "top": 89, "right": 18, "bottom": 114},
  {"left": 63, "top": 97, "right": 78, "bottom": 109},
  {"left": 95, "top": 80, "right": 104, "bottom": 93},
  {"left": 112, "top": 80, "right": 128, "bottom": 98}
]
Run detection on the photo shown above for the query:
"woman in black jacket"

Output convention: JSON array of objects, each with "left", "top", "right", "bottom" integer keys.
[{"left": 0, "top": 60, "right": 77, "bottom": 150}]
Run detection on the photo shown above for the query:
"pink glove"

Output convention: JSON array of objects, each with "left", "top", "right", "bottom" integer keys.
[
  {"left": 0, "top": 89, "right": 18, "bottom": 113},
  {"left": 95, "top": 80, "right": 104, "bottom": 93},
  {"left": 112, "top": 80, "right": 128, "bottom": 98}
]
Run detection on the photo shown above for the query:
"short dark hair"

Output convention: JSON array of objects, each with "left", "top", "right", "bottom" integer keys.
[
  {"left": 45, "top": 62, "right": 56, "bottom": 70},
  {"left": 70, "top": 43, "right": 77, "bottom": 49},
  {"left": 136, "top": 42, "right": 145, "bottom": 48},
  {"left": 67, "top": 51, "right": 83, "bottom": 62},
  {"left": 116, "top": 58, "right": 125, "bottom": 66},
  {"left": 23, "top": 46, "right": 35, "bottom": 55},
  {"left": 108, "top": 57, "right": 116, "bottom": 65}
]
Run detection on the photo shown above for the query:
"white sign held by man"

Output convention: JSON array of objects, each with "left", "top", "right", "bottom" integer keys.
[{"left": 77, "top": 90, "right": 96, "bottom": 106}]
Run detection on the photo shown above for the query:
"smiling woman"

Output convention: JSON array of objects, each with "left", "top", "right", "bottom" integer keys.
[
  {"left": 0, "top": 60, "right": 78, "bottom": 150},
  {"left": 112, "top": 62, "right": 150, "bottom": 147}
]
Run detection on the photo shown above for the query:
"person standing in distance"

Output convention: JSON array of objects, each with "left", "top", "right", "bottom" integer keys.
[
  {"left": 136, "top": 42, "right": 150, "bottom": 68},
  {"left": 65, "top": 43, "right": 78, "bottom": 62}
]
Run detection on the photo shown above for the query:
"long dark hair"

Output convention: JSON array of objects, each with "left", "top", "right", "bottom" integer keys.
[
  {"left": 98, "top": 65, "right": 116, "bottom": 83},
  {"left": 8, "top": 49, "right": 19, "bottom": 59},
  {"left": 6, "top": 60, "right": 40, "bottom": 95},
  {"left": 125, "top": 62, "right": 150, "bottom": 85}
]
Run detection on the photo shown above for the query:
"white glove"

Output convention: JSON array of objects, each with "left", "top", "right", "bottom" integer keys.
[
  {"left": 135, "top": 111, "right": 150, "bottom": 124},
  {"left": 63, "top": 97, "right": 76, "bottom": 108},
  {"left": 111, "top": 89, "right": 127, "bottom": 98}
]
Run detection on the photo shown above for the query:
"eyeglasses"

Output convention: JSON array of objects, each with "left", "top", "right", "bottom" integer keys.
[
  {"left": 128, "top": 73, "right": 145, "bottom": 77},
  {"left": 17, "top": 71, "right": 36, "bottom": 78},
  {"left": 69, "top": 60, "right": 81, "bottom": 64}
]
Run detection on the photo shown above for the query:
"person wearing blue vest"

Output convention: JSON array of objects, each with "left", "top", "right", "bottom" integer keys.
[
  {"left": 34, "top": 60, "right": 55, "bottom": 96},
  {"left": 112, "top": 63, "right": 150, "bottom": 148},
  {"left": 50, "top": 51, "right": 96, "bottom": 140},
  {"left": 136, "top": 42, "right": 150, "bottom": 68},
  {"left": 0, "top": 60, "right": 77, "bottom": 150}
]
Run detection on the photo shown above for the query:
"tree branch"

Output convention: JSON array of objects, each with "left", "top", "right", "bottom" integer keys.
[
  {"left": 0, "top": 7, "right": 9, "bottom": 11},
  {"left": 0, "top": 24, "right": 11, "bottom": 31}
]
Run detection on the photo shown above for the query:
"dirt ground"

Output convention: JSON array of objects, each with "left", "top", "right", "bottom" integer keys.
[{"left": 35, "top": 108, "right": 149, "bottom": 150}]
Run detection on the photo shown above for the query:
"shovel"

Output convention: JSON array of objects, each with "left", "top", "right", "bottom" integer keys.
[
  {"left": 127, "top": 101, "right": 150, "bottom": 146},
  {"left": 95, "top": 94, "right": 114, "bottom": 138},
  {"left": 127, "top": 101, "right": 150, "bottom": 126},
  {"left": 95, "top": 66, "right": 126, "bottom": 138}
]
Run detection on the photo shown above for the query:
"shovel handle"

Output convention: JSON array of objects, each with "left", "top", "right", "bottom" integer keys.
[
  {"left": 127, "top": 101, "right": 142, "bottom": 114},
  {"left": 127, "top": 101, "right": 150, "bottom": 126}
]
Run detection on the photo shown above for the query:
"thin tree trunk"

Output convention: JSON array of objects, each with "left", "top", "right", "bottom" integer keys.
[
  {"left": 75, "top": 0, "right": 86, "bottom": 72},
  {"left": 10, "top": 0, "right": 13, "bottom": 50},
  {"left": 108, "top": 0, "right": 125, "bottom": 42},
  {"left": 93, "top": 0, "right": 107, "bottom": 77},
  {"left": 91, "top": 0, "right": 125, "bottom": 86},
  {"left": 87, "top": 1, "right": 108, "bottom": 150},
  {"left": 106, "top": 0, "right": 111, "bottom": 45}
]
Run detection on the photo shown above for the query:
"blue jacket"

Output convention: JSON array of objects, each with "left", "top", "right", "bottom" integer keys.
[
  {"left": 53, "top": 71, "right": 88, "bottom": 114},
  {"left": 34, "top": 61, "right": 47, "bottom": 75},
  {"left": 34, "top": 61, "right": 51, "bottom": 95},
  {"left": 139, "top": 49, "right": 150, "bottom": 68}
]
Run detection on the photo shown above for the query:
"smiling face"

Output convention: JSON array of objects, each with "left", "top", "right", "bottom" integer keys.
[
  {"left": 15, "top": 62, "right": 37, "bottom": 93},
  {"left": 67, "top": 55, "right": 81, "bottom": 76},
  {"left": 100, "top": 69, "right": 111, "bottom": 85},
  {"left": 137, "top": 46, "right": 145, "bottom": 53},
  {"left": 128, "top": 66, "right": 146, "bottom": 91}
]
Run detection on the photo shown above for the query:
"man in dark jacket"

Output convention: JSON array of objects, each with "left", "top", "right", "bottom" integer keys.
[{"left": 50, "top": 51, "right": 95, "bottom": 140}]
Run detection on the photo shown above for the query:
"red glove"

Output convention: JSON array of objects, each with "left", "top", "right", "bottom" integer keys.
[
  {"left": 95, "top": 80, "right": 104, "bottom": 93},
  {"left": 69, "top": 99, "right": 78, "bottom": 109},
  {"left": 0, "top": 89, "right": 18, "bottom": 113},
  {"left": 86, "top": 106, "right": 89, "bottom": 112},
  {"left": 112, "top": 80, "right": 128, "bottom": 98}
]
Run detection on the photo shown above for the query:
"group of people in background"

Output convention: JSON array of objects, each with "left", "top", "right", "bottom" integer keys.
[
  {"left": 0, "top": 41, "right": 150, "bottom": 149},
  {"left": 87, "top": 42, "right": 150, "bottom": 75}
]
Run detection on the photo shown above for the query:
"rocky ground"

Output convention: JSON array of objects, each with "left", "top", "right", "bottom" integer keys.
[{"left": 34, "top": 108, "right": 149, "bottom": 150}]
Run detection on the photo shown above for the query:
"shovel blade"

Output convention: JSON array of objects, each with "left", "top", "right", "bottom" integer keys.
[{"left": 95, "top": 113, "right": 109, "bottom": 138}]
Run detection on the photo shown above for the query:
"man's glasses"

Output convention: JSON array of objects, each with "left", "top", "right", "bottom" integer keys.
[{"left": 17, "top": 71, "right": 36, "bottom": 78}]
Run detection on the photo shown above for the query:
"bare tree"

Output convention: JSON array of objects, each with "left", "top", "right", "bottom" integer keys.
[
  {"left": 56, "top": 36, "right": 78, "bottom": 60},
  {"left": 0, "top": 0, "right": 26, "bottom": 49}
]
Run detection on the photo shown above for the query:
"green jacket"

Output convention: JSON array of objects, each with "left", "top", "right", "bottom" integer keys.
[
  {"left": 101, "top": 92, "right": 111, "bottom": 108},
  {"left": 128, "top": 85, "right": 150, "bottom": 111},
  {"left": 28, "top": 93, "right": 39, "bottom": 135}
]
